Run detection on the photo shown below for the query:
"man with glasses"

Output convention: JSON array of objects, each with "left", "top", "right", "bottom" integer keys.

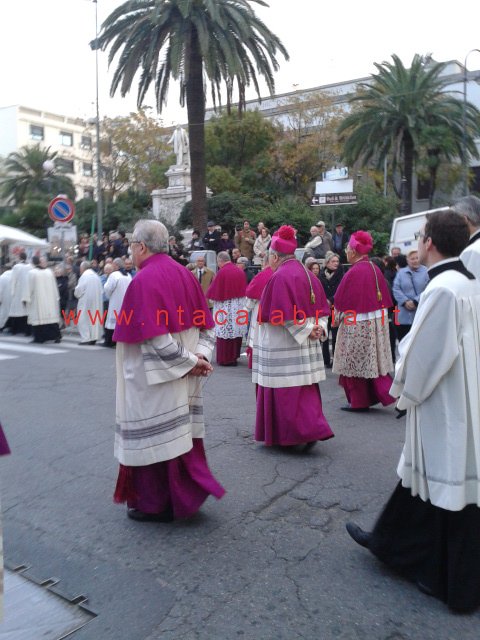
[
  {"left": 346, "top": 209, "right": 480, "bottom": 613},
  {"left": 113, "top": 220, "right": 225, "bottom": 522}
]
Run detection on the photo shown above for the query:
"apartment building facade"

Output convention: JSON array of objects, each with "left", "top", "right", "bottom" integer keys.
[{"left": 0, "top": 104, "right": 97, "bottom": 201}]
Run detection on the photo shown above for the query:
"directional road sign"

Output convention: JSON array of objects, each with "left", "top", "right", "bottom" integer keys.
[
  {"left": 311, "top": 193, "right": 358, "bottom": 206},
  {"left": 48, "top": 196, "right": 75, "bottom": 223}
]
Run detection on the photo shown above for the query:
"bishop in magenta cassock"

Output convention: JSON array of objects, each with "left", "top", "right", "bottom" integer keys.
[
  {"left": 332, "top": 230, "right": 395, "bottom": 411},
  {"left": 206, "top": 251, "right": 247, "bottom": 366},
  {"left": 252, "top": 226, "right": 334, "bottom": 450},
  {"left": 113, "top": 220, "right": 225, "bottom": 522}
]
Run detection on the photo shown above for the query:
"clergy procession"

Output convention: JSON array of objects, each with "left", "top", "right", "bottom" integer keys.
[{"left": 1, "top": 197, "right": 480, "bottom": 625}]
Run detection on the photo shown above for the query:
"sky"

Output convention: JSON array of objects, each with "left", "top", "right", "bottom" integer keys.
[{"left": 1, "top": 0, "right": 480, "bottom": 127}]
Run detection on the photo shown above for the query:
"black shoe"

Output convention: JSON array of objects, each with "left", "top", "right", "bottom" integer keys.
[
  {"left": 325, "top": 362, "right": 333, "bottom": 369},
  {"left": 127, "top": 507, "right": 174, "bottom": 523},
  {"left": 395, "top": 408, "right": 407, "bottom": 419},
  {"left": 303, "top": 441, "right": 317, "bottom": 452},
  {"left": 341, "top": 405, "right": 370, "bottom": 412},
  {"left": 54, "top": 338, "right": 61, "bottom": 343},
  {"left": 345, "top": 522, "right": 372, "bottom": 548},
  {"left": 416, "top": 581, "right": 435, "bottom": 597}
]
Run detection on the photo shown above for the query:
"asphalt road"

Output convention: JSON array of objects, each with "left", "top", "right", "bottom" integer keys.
[{"left": 0, "top": 332, "right": 478, "bottom": 639}]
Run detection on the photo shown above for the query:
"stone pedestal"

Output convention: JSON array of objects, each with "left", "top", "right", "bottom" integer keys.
[{"left": 151, "top": 165, "right": 191, "bottom": 227}]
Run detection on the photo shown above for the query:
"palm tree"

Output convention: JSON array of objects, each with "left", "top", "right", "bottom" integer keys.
[
  {"left": 337, "top": 54, "right": 480, "bottom": 213},
  {"left": 93, "top": 0, "right": 288, "bottom": 232},
  {"left": 1, "top": 144, "right": 76, "bottom": 207}
]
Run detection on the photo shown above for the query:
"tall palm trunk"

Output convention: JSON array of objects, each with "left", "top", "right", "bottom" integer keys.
[
  {"left": 403, "top": 133, "right": 414, "bottom": 214},
  {"left": 186, "top": 28, "right": 208, "bottom": 234}
]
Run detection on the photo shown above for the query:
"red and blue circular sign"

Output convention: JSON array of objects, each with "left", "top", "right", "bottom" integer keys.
[{"left": 48, "top": 196, "right": 75, "bottom": 223}]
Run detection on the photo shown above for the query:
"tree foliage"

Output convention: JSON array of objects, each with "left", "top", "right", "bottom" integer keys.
[
  {"left": 94, "top": 0, "right": 289, "bottom": 233},
  {"left": 100, "top": 108, "right": 171, "bottom": 199},
  {"left": 338, "top": 54, "right": 480, "bottom": 212},
  {"left": 271, "top": 92, "right": 344, "bottom": 197},
  {"left": 1, "top": 144, "right": 76, "bottom": 207}
]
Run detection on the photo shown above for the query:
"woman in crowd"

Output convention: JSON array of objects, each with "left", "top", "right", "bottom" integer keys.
[
  {"left": 253, "top": 227, "right": 272, "bottom": 266},
  {"left": 319, "top": 251, "right": 344, "bottom": 369}
]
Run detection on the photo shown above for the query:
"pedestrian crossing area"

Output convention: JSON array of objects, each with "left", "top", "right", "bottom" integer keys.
[{"left": 0, "top": 333, "right": 105, "bottom": 360}]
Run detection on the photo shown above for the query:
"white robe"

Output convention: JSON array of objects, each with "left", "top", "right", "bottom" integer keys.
[
  {"left": 9, "top": 262, "right": 32, "bottom": 317},
  {"left": 24, "top": 268, "right": 59, "bottom": 326},
  {"left": 252, "top": 316, "right": 328, "bottom": 388},
  {"left": 460, "top": 236, "right": 480, "bottom": 279},
  {"left": 115, "top": 327, "right": 215, "bottom": 466},
  {"left": 390, "top": 263, "right": 480, "bottom": 511},
  {"left": 0, "top": 271, "right": 13, "bottom": 329},
  {"left": 74, "top": 269, "right": 104, "bottom": 342},
  {"left": 103, "top": 271, "right": 131, "bottom": 330}
]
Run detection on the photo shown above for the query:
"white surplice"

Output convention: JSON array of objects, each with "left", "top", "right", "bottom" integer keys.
[
  {"left": 0, "top": 271, "right": 13, "bottom": 329},
  {"left": 24, "top": 268, "right": 59, "bottom": 326},
  {"left": 115, "top": 327, "right": 215, "bottom": 466},
  {"left": 103, "top": 271, "right": 131, "bottom": 330},
  {"left": 9, "top": 262, "right": 32, "bottom": 318},
  {"left": 252, "top": 317, "right": 328, "bottom": 388},
  {"left": 461, "top": 235, "right": 480, "bottom": 279},
  {"left": 391, "top": 262, "right": 480, "bottom": 511},
  {"left": 74, "top": 268, "right": 104, "bottom": 342}
]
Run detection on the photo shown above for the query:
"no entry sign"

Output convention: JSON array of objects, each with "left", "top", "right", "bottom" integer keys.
[{"left": 48, "top": 196, "right": 75, "bottom": 223}]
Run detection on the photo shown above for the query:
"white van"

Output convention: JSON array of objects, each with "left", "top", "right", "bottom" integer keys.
[{"left": 389, "top": 207, "right": 450, "bottom": 254}]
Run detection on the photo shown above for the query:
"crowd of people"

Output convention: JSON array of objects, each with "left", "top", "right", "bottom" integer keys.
[{"left": 1, "top": 195, "right": 480, "bottom": 614}]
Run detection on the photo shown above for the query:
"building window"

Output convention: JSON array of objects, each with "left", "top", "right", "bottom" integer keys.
[
  {"left": 83, "top": 189, "right": 94, "bottom": 199},
  {"left": 81, "top": 135, "right": 92, "bottom": 150},
  {"left": 56, "top": 158, "right": 75, "bottom": 174},
  {"left": 30, "top": 124, "right": 44, "bottom": 141},
  {"left": 60, "top": 131, "right": 73, "bottom": 146},
  {"left": 83, "top": 162, "right": 93, "bottom": 177}
]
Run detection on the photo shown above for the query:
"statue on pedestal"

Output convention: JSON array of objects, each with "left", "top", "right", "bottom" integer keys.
[{"left": 168, "top": 125, "right": 190, "bottom": 168}]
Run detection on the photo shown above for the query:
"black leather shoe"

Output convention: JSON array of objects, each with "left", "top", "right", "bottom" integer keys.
[
  {"left": 303, "top": 441, "right": 317, "bottom": 452},
  {"left": 345, "top": 522, "right": 372, "bottom": 548},
  {"left": 127, "top": 507, "right": 173, "bottom": 522},
  {"left": 395, "top": 408, "right": 407, "bottom": 419},
  {"left": 341, "top": 405, "right": 370, "bottom": 412}
]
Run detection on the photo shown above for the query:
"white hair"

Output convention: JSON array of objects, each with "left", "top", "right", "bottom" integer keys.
[{"left": 132, "top": 220, "right": 169, "bottom": 254}]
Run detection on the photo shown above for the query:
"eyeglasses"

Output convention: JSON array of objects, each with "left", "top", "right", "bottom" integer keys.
[
  {"left": 130, "top": 240, "right": 142, "bottom": 245},
  {"left": 414, "top": 232, "right": 426, "bottom": 240}
]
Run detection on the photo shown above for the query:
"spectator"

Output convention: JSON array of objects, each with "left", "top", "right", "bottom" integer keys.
[
  {"left": 203, "top": 221, "right": 221, "bottom": 253},
  {"left": 168, "top": 236, "right": 188, "bottom": 265},
  {"left": 231, "top": 247, "right": 241, "bottom": 264},
  {"left": 253, "top": 227, "right": 272, "bottom": 266},
  {"left": 234, "top": 220, "right": 256, "bottom": 261},
  {"left": 319, "top": 251, "right": 344, "bottom": 368},
  {"left": 392, "top": 249, "right": 429, "bottom": 342},
  {"left": 331, "top": 222, "right": 349, "bottom": 262},
  {"left": 186, "top": 230, "right": 204, "bottom": 255},
  {"left": 219, "top": 232, "right": 235, "bottom": 255}
]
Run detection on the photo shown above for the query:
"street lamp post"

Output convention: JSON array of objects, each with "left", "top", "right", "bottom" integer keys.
[
  {"left": 400, "top": 176, "right": 408, "bottom": 215},
  {"left": 93, "top": 0, "right": 103, "bottom": 240},
  {"left": 462, "top": 49, "right": 480, "bottom": 196}
]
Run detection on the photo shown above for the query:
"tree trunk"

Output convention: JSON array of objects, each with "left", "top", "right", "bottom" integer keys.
[
  {"left": 185, "top": 28, "right": 208, "bottom": 234},
  {"left": 403, "top": 133, "right": 414, "bottom": 214}
]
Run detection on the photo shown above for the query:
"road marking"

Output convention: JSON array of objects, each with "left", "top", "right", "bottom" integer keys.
[
  {"left": 0, "top": 342, "right": 68, "bottom": 355},
  {"left": 0, "top": 354, "right": 18, "bottom": 360}
]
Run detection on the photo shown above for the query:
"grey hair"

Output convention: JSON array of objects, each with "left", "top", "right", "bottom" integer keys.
[
  {"left": 452, "top": 195, "right": 480, "bottom": 227},
  {"left": 113, "top": 257, "right": 124, "bottom": 269},
  {"left": 80, "top": 260, "right": 91, "bottom": 271},
  {"left": 217, "top": 251, "right": 231, "bottom": 263},
  {"left": 132, "top": 220, "right": 169, "bottom": 254},
  {"left": 268, "top": 248, "right": 290, "bottom": 259},
  {"left": 237, "top": 257, "right": 249, "bottom": 265}
]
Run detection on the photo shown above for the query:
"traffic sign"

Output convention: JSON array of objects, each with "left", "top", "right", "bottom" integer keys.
[
  {"left": 311, "top": 193, "right": 358, "bottom": 206},
  {"left": 48, "top": 196, "right": 75, "bottom": 223}
]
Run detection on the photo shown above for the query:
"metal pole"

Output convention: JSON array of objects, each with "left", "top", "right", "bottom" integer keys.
[
  {"left": 383, "top": 156, "right": 387, "bottom": 197},
  {"left": 94, "top": 0, "right": 103, "bottom": 239}
]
